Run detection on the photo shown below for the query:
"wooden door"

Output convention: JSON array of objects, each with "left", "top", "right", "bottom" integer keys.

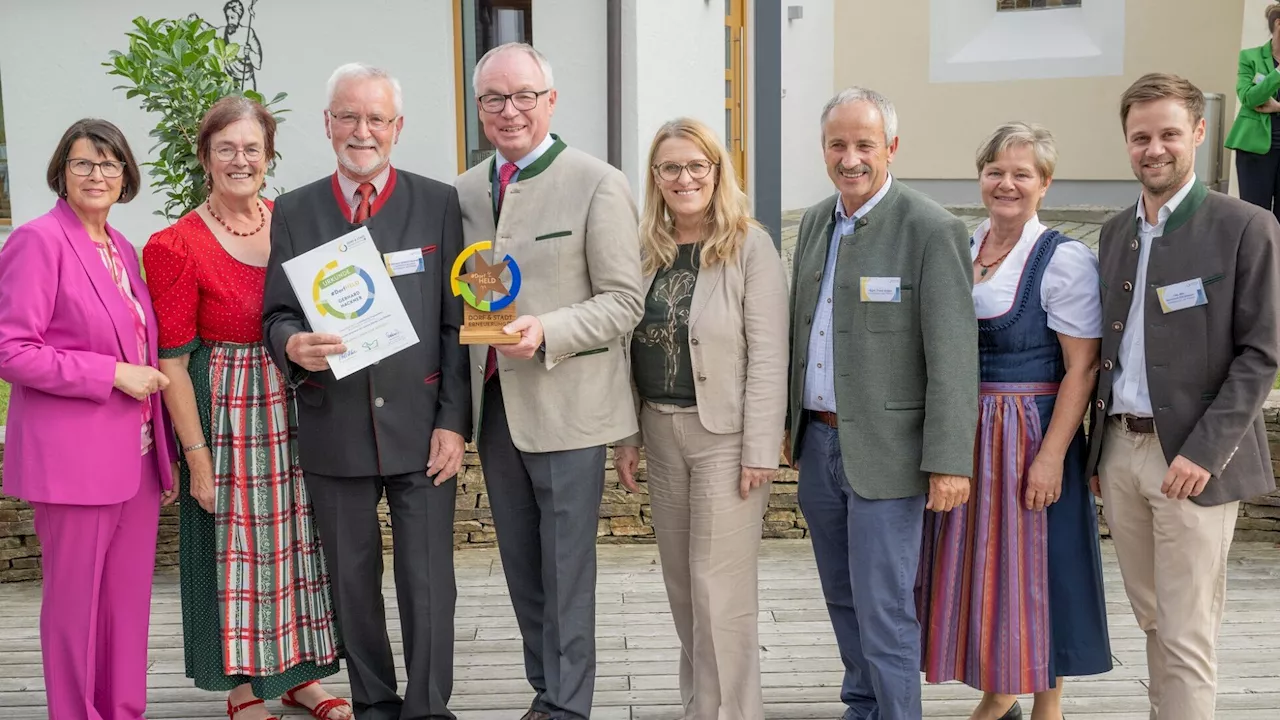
[{"left": 725, "top": 0, "right": 748, "bottom": 190}]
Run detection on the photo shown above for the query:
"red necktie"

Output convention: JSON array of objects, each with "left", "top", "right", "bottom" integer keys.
[
  {"left": 485, "top": 162, "right": 521, "bottom": 383},
  {"left": 352, "top": 182, "right": 375, "bottom": 223}
]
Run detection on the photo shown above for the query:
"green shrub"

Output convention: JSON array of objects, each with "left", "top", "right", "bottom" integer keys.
[{"left": 104, "top": 16, "right": 288, "bottom": 221}]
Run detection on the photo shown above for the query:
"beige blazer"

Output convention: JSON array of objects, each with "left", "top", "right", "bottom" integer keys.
[
  {"left": 455, "top": 137, "right": 644, "bottom": 453},
  {"left": 619, "top": 226, "right": 789, "bottom": 469}
]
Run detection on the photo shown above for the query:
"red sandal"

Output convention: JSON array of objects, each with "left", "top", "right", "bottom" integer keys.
[
  {"left": 228, "top": 698, "right": 279, "bottom": 720},
  {"left": 281, "top": 681, "right": 352, "bottom": 720}
]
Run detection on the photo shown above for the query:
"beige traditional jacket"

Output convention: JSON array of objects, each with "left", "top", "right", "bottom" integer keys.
[{"left": 455, "top": 136, "right": 645, "bottom": 452}]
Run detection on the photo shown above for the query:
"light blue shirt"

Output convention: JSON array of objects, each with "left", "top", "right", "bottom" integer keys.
[
  {"left": 802, "top": 176, "right": 894, "bottom": 412},
  {"left": 491, "top": 132, "right": 556, "bottom": 207}
]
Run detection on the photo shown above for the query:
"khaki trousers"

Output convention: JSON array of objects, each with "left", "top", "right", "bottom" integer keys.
[
  {"left": 1099, "top": 418, "right": 1239, "bottom": 720},
  {"left": 641, "top": 402, "right": 770, "bottom": 720}
]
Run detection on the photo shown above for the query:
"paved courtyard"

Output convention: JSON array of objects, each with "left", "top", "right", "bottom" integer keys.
[{"left": 2, "top": 540, "right": 1280, "bottom": 719}]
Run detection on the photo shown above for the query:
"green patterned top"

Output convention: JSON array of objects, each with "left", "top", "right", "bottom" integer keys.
[{"left": 632, "top": 243, "right": 700, "bottom": 407}]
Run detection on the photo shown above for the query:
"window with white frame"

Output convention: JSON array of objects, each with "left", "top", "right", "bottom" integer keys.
[{"left": 933, "top": 0, "right": 1119, "bottom": 83}]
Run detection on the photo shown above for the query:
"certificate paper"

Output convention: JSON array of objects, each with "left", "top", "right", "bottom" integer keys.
[{"left": 282, "top": 227, "right": 420, "bottom": 380}]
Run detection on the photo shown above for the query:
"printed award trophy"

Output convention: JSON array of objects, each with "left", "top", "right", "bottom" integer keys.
[{"left": 450, "top": 240, "right": 523, "bottom": 345}]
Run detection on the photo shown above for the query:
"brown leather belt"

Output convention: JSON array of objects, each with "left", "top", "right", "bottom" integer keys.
[
  {"left": 1117, "top": 414, "right": 1156, "bottom": 434},
  {"left": 811, "top": 410, "right": 839, "bottom": 428}
]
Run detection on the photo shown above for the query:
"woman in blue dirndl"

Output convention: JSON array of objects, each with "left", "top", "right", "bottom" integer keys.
[{"left": 919, "top": 122, "right": 1113, "bottom": 720}]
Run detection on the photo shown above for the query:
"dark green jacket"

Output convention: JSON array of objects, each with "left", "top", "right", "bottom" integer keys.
[
  {"left": 1226, "top": 42, "right": 1280, "bottom": 155},
  {"left": 787, "top": 180, "right": 979, "bottom": 499}
]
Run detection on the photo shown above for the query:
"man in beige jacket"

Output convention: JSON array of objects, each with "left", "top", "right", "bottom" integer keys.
[{"left": 454, "top": 43, "right": 644, "bottom": 720}]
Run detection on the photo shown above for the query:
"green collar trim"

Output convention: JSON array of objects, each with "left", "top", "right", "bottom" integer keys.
[
  {"left": 487, "top": 134, "right": 567, "bottom": 184},
  {"left": 1134, "top": 180, "right": 1207, "bottom": 235},
  {"left": 1165, "top": 181, "right": 1207, "bottom": 234}
]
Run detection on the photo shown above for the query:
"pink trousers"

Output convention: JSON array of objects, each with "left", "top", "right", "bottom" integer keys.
[{"left": 32, "top": 453, "right": 160, "bottom": 720}]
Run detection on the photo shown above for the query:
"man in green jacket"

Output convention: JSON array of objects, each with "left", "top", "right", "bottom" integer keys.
[{"left": 786, "top": 87, "right": 979, "bottom": 720}]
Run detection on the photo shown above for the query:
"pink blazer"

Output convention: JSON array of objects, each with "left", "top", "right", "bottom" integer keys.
[{"left": 0, "top": 200, "right": 176, "bottom": 505}]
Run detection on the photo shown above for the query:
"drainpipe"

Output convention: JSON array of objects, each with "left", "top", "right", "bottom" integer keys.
[
  {"left": 606, "top": 0, "right": 622, "bottom": 169},
  {"left": 754, "top": 0, "right": 782, "bottom": 251}
]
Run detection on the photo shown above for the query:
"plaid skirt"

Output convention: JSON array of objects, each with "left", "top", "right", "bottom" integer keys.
[{"left": 208, "top": 341, "right": 338, "bottom": 676}]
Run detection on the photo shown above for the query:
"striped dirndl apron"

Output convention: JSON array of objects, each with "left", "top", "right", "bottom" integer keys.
[{"left": 919, "top": 381, "right": 1059, "bottom": 695}]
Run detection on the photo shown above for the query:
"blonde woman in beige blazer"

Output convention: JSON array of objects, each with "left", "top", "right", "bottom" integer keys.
[{"left": 615, "top": 117, "right": 789, "bottom": 720}]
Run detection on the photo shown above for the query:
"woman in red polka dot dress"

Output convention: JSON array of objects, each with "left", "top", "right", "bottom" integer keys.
[{"left": 144, "top": 97, "right": 350, "bottom": 720}]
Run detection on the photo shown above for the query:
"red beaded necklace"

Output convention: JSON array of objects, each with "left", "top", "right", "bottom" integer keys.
[
  {"left": 206, "top": 197, "right": 266, "bottom": 237},
  {"left": 975, "top": 234, "right": 1015, "bottom": 278}
]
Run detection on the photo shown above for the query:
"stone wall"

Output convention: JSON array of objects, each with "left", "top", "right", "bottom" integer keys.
[
  {"left": 396, "top": 448, "right": 806, "bottom": 552},
  {"left": 4, "top": 403, "right": 1280, "bottom": 581}
]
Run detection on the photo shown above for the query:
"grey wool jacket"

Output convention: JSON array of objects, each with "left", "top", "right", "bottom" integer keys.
[{"left": 1086, "top": 182, "right": 1280, "bottom": 506}]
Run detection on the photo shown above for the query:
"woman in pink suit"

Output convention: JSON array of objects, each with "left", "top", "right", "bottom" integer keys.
[{"left": 0, "top": 118, "right": 178, "bottom": 720}]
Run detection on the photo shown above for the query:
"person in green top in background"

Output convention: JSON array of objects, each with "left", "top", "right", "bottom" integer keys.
[
  {"left": 615, "top": 117, "right": 789, "bottom": 720},
  {"left": 1226, "top": 3, "right": 1280, "bottom": 224}
]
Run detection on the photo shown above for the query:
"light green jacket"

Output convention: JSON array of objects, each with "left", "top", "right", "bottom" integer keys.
[{"left": 1226, "top": 42, "right": 1280, "bottom": 155}]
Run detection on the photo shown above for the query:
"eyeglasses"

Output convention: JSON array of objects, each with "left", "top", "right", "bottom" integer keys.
[
  {"left": 67, "top": 159, "right": 126, "bottom": 178},
  {"left": 652, "top": 160, "right": 717, "bottom": 182},
  {"left": 328, "top": 111, "right": 398, "bottom": 132},
  {"left": 477, "top": 90, "right": 551, "bottom": 114},
  {"left": 213, "top": 146, "right": 264, "bottom": 162}
]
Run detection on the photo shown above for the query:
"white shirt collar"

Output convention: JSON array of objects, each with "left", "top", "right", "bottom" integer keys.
[
  {"left": 836, "top": 175, "right": 893, "bottom": 222},
  {"left": 495, "top": 132, "right": 556, "bottom": 170},
  {"left": 1136, "top": 173, "right": 1197, "bottom": 232}
]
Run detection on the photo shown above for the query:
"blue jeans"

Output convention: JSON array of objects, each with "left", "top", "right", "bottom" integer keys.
[{"left": 797, "top": 421, "right": 925, "bottom": 720}]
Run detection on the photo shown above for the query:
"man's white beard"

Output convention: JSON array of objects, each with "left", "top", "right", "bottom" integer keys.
[{"left": 339, "top": 148, "right": 387, "bottom": 177}]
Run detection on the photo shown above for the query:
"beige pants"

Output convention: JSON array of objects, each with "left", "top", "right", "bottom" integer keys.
[
  {"left": 641, "top": 402, "right": 770, "bottom": 720},
  {"left": 1100, "top": 418, "right": 1239, "bottom": 720}
]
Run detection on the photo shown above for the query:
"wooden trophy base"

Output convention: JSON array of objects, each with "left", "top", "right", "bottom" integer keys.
[{"left": 460, "top": 303, "right": 520, "bottom": 345}]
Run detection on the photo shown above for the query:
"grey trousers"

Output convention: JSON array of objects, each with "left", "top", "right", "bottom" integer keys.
[
  {"left": 478, "top": 379, "right": 606, "bottom": 720},
  {"left": 305, "top": 471, "right": 457, "bottom": 720}
]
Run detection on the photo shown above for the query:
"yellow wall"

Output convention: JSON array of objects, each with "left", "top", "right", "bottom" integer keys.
[{"left": 835, "top": 0, "right": 1247, "bottom": 181}]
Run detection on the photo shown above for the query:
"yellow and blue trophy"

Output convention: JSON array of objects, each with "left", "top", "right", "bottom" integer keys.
[{"left": 451, "top": 241, "right": 523, "bottom": 345}]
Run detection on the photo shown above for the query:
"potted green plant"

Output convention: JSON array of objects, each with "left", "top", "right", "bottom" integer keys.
[{"left": 104, "top": 15, "right": 288, "bottom": 220}]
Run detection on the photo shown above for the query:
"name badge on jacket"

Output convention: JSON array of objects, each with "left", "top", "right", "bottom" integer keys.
[
  {"left": 860, "top": 277, "right": 901, "bottom": 303},
  {"left": 383, "top": 246, "right": 435, "bottom": 277},
  {"left": 1156, "top": 278, "right": 1207, "bottom": 313},
  {"left": 1255, "top": 72, "right": 1268, "bottom": 85}
]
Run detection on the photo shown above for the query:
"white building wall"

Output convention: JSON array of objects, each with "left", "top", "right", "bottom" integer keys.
[
  {"left": 533, "top": 0, "right": 608, "bottom": 162},
  {"left": 0, "top": 0, "right": 456, "bottom": 245},
  {"left": 780, "top": 0, "right": 835, "bottom": 210},
  {"left": 622, "top": 0, "right": 725, "bottom": 207}
]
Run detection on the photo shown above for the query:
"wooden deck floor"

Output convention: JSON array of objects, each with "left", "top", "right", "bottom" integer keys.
[{"left": 2, "top": 539, "right": 1279, "bottom": 719}]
